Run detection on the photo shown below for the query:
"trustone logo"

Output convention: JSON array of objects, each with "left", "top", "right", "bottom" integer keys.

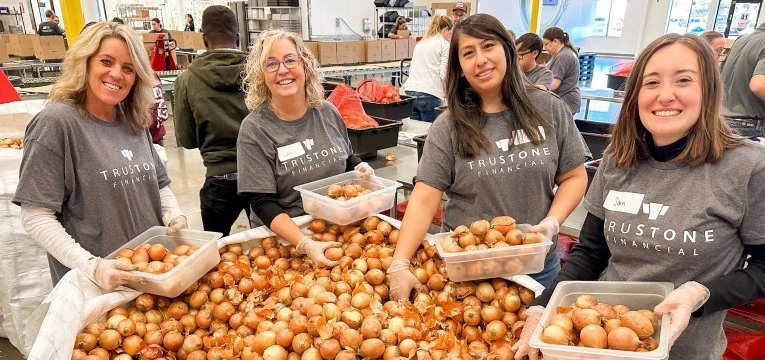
[
  {"left": 604, "top": 191, "right": 670, "bottom": 221},
  {"left": 643, "top": 203, "right": 669, "bottom": 220},
  {"left": 121, "top": 149, "right": 134, "bottom": 161},
  {"left": 494, "top": 126, "right": 546, "bottom": 151},
  {"left": 303, "top": 138, "right": 315, "bottom": 151}
]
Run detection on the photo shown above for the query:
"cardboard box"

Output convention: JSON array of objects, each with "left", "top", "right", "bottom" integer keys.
[
  {"left": 9, "top": 34, "right": 36, "bottom": 57},
  {"left": 408, "top": 38, "right": 417, "bottom": 58},
  {"left": 317, "top": 42, "right": 337, "bottom": 65},
  {"left": 306, "top": 41, "right": 320, "bottom": 59},
  {"left": 350, "top": 41, "right": 366, "bottom": 63},
  {"left": 142, "top": 33, "right": 161, "bottom": 56},
  {"left": 335, "top": 41, "right": 353, "bottom": 64},
  {"left": 32, "top": 35, "right": 66, "bottom": 60},
  {"left": 381, "top": 40, "right": 396, "bottom": 61},
  {"left": 397, "top": 30, "right": 410, "bottom": 39},
  {"left": 0, "top": 40, "right": 8, "bottom": 64},
  {"left": 191, "top": 32, "right": 205, "bottom": 50},
  {"left": 0, "top": 34, "right": 10, "bottom": 46},
  {"left": 394, "top": 39, "right": 408, "bottom": 60},
  {"left": 365, "top": 40, "right": 382, "bottom": 63}
]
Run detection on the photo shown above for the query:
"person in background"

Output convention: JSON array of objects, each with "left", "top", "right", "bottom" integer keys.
[
  {"left": 402, "top": 15, "right": 453, "bottom": 122},
  {"left": 388, "top": 16, "right": 410, "bottom": 39},
  {"left": 700, "top": 30, "right": 726, "bottom": 67},
  {"left": 721, "top": 22, "right": 765, "bottom": 139},
  {"left": 388, "top": 14, "right": 590, "bottom": 301},
  {"left": 37, "top": 10, "right": 64, "bottom": 36},
  {"left": 174, "top": 5, "right": 251, "bottom": 236},
  {"left": 516, "top": 32, "right": 554, "bottom": 91},
  {"left": 185, "top": 14, "right": 195, "bottom": 32},
  {"left": 149, "top": 18, "right": 173, "bottom": 40},
  {"left": 149, "top": 73, "right": 167, "bottom": 145},
  {"left": 237, "top": 30, "right": 374, "bottom": 268},
  {"left": 13, "top": 22, "right": 187, "bottom": 289},
  {"left": 543, "top": 26, "right": 581, "bottom": 114},
  {"left": 451, "top": 2, "right": 468, "bottom": 25},
  {"left": 111, "top": 17, "right": 124, "bottom": 25},
  {"left": 513, "top": 33, "right": 765, "bottom": 360}
]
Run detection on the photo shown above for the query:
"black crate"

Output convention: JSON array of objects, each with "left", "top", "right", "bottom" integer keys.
[
  {"left": 347, "top": 117, "right": 403, "bottom": 159},
  {"left": 414, "top": 134, "right": 427, "bottom": 161},
  {"left": 575, "top": 119, "right": 612, "bottom": 158},
  {"left": 585, "top": 159, "right": 601, "bottom": 190},
  {"left": 361, "top": 96, "right": 415, "bottom": 120},
  {"left": 607, "top": 74, "right": 628, "bottom": 90}
]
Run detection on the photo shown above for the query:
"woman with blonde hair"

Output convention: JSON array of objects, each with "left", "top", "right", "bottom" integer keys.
[
  {"left": 402, "top": 14, "right": 453, "bottom": 122},
  {"left": 513, "top": 33, "right": 765, "bottom": 360},
  {"left": 13, "top": 21, "right": 187, "bottom": 289},
  {"left": 237, "top": 30, "right": 373, "bottom": 268}
]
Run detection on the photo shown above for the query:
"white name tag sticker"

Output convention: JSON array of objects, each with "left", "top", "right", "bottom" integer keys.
[
  {"left": 277, "top": 142, "right": 305, "bottom": 161},
  {"left": 603, "top": 190, "right": 644, "bottom": 214}
]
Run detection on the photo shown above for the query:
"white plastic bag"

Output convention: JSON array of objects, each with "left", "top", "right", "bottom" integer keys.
[{"left": 0, "top": 148, "right": 54, "bottom": 355}]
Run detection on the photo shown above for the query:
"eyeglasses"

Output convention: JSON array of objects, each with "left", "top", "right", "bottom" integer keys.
[
  {"left": 517, "top": 51, "right": 532, "bottom": 58},
  {"left": 264, "top": 54, "right": 301, "bottom": 73}
]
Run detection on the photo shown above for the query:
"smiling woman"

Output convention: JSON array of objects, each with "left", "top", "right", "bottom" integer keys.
[{"left": 12, "top": 21, "right": 188, "bottom": 289}]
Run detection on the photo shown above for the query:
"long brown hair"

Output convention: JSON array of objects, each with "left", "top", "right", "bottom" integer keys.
[
  {"left": 606, "top": 33, "right": 743, "bottom": 168},
  {"left": 445, "top": 14, "right": 552, "bottom": 158},
  {"left": 543, "top": 27, "right": 577, "bottom": 55}
]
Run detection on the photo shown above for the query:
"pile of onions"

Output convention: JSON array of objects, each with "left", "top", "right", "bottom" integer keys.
[
  {"left": 114, "top": 243, "right": 199, "bottom": 274},
  {"left": 441, "top": 216, "right": 543, "bottom": 253},
  {"left": 326, "top": 183, "right": 372, "bottom": 201},
  {"left": 542, "top": 294, "right": 659, "bottom": 352},
  {"left": 73, "top": 216, "right": 537, "bottom": 359}
]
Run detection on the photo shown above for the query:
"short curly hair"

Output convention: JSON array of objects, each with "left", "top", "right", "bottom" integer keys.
[{"left": 243, "top": 30, "right": 324, "bottom": 111}]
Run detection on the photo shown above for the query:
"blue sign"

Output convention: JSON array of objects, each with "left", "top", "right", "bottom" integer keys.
[{"left": 543, "top": 0, "right": 559, "bottom": 4}]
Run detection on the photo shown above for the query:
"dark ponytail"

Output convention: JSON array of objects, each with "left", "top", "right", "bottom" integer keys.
[{"left": 543, "top": 26, "right": 577, "bottom": 55}]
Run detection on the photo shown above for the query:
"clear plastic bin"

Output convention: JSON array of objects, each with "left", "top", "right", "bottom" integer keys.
[
  {"left": 530, "top": 281, "right": 673, "bottom": 360},
  {"left": 294, "top": 171, "right": 401, "bottom": 225},
  {"left": 105, "top": 227, "right": 223, "bottom": 298},
  {"left": 433, "top": 224, "right": 553, "bottom": 282}
]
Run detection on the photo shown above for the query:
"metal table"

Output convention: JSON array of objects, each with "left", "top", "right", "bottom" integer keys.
[
  {"left": 30, "top": 62, "right": 63, "bottom": 77},
  {"left": 0, "top": 63, "right": 32, "bottom": 77},
  {"left": 580, "top": 88, "right": 624, "bottom": 120}
]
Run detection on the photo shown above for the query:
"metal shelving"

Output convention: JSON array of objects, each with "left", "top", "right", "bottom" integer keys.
[
  {"left": 374, "top": 6, "right": 429, "bottom": 39},
  {"left": 116, "top": 5, "right": 163, "bottom": 33},
  {"left": 245, "top": 2, "right": 302, "bottom": 37}
]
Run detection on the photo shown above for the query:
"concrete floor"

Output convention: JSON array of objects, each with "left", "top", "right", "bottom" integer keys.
[{"left": 0, "top": 55, "right": 625, "bottom": 358}]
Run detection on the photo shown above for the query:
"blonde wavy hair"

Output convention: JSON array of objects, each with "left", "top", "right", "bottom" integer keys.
[
  {"left": 423, "top": 15, "right": 452, "bottom": 39},
  {"left": 244, "top": 30, "right": 324, "bottom": 110},
  {"left": 49, "top": 21, "right": 155, "bottom": 133}
]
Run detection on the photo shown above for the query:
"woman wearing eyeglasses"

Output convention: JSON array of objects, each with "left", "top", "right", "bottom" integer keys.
[{"left": 237, "top": 30, "right": 373, "bottom": 268}]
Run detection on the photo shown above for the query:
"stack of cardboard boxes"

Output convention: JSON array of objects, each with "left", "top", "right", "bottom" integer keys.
[
  {"left": 8, "top": 34, "right": 36, "bottom": 58},
  {"left": 32, "top": 35, "right": 67, "bottom": 60},
  {"left": 0, "top": 35, "right": 9, "bottom": 64},
  {"left": 306, "top": 39, "right": 416, "bottom": 66}
]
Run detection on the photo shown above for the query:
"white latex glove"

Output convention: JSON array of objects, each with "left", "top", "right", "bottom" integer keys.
[
  {"left": 387, "top": 259, "right": 427, "bottom": 302},
  {"left": 654, "top": 281, "right": 710, "bottom": 347},
  {"left": 166, "top": 215, "right": 188, "bottom": 235},
  {"left": 529, "top": 216, "right": 560, "bottom": 241},
  {"left": 354, "top": 162, "right": 375, "bottom": 179},
  {"left": 511, "top": 305, "right": 545, "bottom": 360},
  {"left": 296, "top": 235, "right": 341, "bottom": 268},
  {"left": 87, "top": 258, "right": 141, "bottom": 291}
]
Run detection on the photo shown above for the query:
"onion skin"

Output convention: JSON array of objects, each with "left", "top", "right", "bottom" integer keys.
[
  {"left": 580, "top": 324, "right": 608, "bottom": 349},
  {"left": 542, "top": 325, "right": 569, "bottom": 345},
  {"left": 620, "top": 311, "right": 655, "bottom": 339},
  {"left": 607, "top": 327, "right": 642, "bottom": 351}
]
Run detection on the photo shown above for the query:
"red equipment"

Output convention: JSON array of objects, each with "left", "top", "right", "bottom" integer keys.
[{"left": 150, "top": 34, "right": 176, "bottom": 71}]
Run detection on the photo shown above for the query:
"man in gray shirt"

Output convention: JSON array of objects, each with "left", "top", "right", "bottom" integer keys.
[
  {"left": 721, "top": 22, "right": 765, "bottom": 138},
  {"left": 516, "top": 33, "right": 554, "bottom": 90}
]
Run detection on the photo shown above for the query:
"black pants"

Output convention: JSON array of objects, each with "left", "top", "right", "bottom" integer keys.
[{"left": 200, "top": 177, "right": 251, "bottom": 236}]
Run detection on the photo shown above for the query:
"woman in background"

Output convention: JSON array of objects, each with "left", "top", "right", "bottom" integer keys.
[
  {"left": 185, "top": 14, "right": 195, "bottom": 32},
  {"left": 388, "top": 16, "right": 410, "bottom": 39},
  {"left": 543, "top": 26, "right": 581, "bottom": 114},
  {"left": 700, "top": 30, "right": 725, "bottom": 66},
  {"left": 402, "top": 15, "right": 453, "bottom": 122}
]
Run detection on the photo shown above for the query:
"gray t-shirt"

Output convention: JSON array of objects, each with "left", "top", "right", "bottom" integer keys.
[
  {"left": 13, "top": 101, "right": 168, "bottom": 284},
  {"left": 583, "top": 142, "right": 765, "bottom": 360},
  {"left": 417, "top": 90, "right": 590, "bottom": 260},
  {"left": 722, "top": 23, "right": 765, "bottom": 119},
  {"left": 547, "top": 47, "right": 581, "bottom": 114},
  {"left": 524, "top": 65, "right": 554, "bottom": 90},
  {"left": 237, "top": 101, "right": 353, "bottom": 226}
]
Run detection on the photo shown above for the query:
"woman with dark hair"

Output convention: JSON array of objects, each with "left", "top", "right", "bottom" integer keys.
[
  {"left": 543, "top": 26, "right": 581, "bottom": 113},
  {"left": 185, "top": 14, "right": 195, "bottom": 32},
  {"left": 149, "top": 18, "right": 173, "bottom": 40},
  {"left": 513, "top": 33, "right": 765, "bottom": 360},
  {"left": 700, "top": 30, "right": 725, "bottom": 66},
  {"left": 388, "top": 16, "right": 410, "bottom": 39},
  {"left": 388, "top": 14, "right": 590, "bottom": 300},
  {"left": 516, "top": 32, "right": 553, "bottom": 90}
]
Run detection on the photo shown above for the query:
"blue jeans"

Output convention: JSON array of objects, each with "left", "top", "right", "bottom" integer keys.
[
  {"left": 406, "top": 91, "right": 442, "bottom": 122},
  {"left": 529, "top": 251, "right": 561, "bottom": 288}
]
